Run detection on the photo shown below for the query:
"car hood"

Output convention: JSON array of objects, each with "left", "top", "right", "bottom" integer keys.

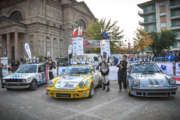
[
  {"left": 3, "top": 73, "right": 35, "bottom": 79},
  {"left": 55, "top": 75, "right": 87, "bottom": 89},
  {"left": 131, "top": 73, "right": 170, "bottom": 87}
]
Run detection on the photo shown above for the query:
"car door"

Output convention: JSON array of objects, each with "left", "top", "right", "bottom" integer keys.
[{"left": 38, "top": 64, "right": 46, "bottom": 84}]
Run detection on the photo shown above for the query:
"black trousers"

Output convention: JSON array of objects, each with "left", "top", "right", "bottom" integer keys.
[{"left": 118, "top": 72, "right": 127, "bottom": 90}]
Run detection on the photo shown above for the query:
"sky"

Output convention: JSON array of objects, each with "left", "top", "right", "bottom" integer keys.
[{"left": 77, "top": 0, "right": 150, "bottom": 45}]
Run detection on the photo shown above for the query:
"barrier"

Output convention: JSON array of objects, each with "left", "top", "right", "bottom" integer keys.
[
  {"left": 108, "top": 66, "right": 118, "bottom": 81},
  {"left": 156, "top": 62, "right": 174, "bottom": 76}
]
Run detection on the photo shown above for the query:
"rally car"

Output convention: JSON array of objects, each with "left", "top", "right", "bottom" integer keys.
[
  {"left": 3, "top": 63, "right": 47, "bottom": 90},
  {"left": 46, "top": 65, "right": 102, "bottom": 99},
  {"left": 127, "top": 63, "right": 177, "bottom": 97}
]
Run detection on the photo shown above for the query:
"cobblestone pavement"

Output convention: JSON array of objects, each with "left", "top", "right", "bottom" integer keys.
[{"left": 0, "top": 81, "right": 180, "bottom": 120}]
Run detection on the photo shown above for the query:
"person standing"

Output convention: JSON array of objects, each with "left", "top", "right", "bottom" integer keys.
[
  {"left": 97, "top": 54, "right": 110, "bottom": 92},
  {"left": 0, "top": 62, "right": 4, "bottom": 88},
  {"left": 117, "top": 55, "right": 127, "bottom": 91}
]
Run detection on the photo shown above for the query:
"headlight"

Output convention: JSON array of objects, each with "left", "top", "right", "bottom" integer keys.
[
  {"left": 79, "top": 81, "right": 85, "bottom": 88},
  {"left": 133, "top": 79, "right": 140, "bottom": 86},
  {"left": 48, "top": 80, "right": 54, "bottom": 87}
]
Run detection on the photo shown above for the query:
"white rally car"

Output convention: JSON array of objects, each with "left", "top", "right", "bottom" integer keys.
[{"left": 3, "top": 63, "right": 47, "bottom": 90}]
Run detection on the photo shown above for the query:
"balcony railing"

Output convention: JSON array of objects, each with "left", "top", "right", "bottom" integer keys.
[
  {"left": 170, "top": 1, "right": 180, "bottom": 9},
  {"left": 139, "top": 19, "right": 156, "bottom": 25},
  {"left": 138, "top": 10, "right": 155, "bottom": 16}
]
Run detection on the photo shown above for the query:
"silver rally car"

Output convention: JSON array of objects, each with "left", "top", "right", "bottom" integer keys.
[
  {"left": 127, "top": 63, "right": 177, "bottom": 97},
  {"left": 3, "top": 63, "right": 47, "bottom": 90}
]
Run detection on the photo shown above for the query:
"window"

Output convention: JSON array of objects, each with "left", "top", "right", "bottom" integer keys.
[
  {"left": 9, "top": 11, "right": 23, "bottom": 22},
  {"left": 78, "top": 19, "right": 86, "bottom": 29}
]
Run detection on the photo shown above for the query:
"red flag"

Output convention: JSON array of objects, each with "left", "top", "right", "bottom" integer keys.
[{"left": 72, "top": 28, "right": 78, "bottom": 37}]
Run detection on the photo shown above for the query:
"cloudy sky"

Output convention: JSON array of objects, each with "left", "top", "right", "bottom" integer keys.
[{"left": 77, "top": 0, "right": 150, "bottom": 45}]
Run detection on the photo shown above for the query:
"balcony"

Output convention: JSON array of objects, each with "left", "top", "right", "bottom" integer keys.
[
  {"left": 171, "top": 26, "right": 180, "bottom": 30},
  {"left": 171, "top": 15, "right": 180, "bottom": 20},
  {"left": 138, "top": 10, "right": 155, "bottom": 17},
  {"left": 139, "top": 19, "right": 156, "bottom": 26},
  {"left": 170, "top": 2, "right": 180, "bottom": 9}
]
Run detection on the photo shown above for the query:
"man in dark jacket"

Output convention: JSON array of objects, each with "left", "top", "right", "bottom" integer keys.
[{"left": 117, "top": 55, "right": 127, "bottom": 91}]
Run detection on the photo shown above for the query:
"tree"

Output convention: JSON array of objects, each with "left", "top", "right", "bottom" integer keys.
[
  {"left": 87, "top": 18, "right": 124, "bottom": 53},
  {"left": 149, "top": 30, "right": 176, "bottom": 56},
  {"left": 133, "top": 29, "right": 152, "bottom": 53}
]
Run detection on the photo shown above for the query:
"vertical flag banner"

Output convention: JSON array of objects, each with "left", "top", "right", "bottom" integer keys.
[
  {"left": 68, "top": 45, "right": 73, "bottom": 55},
  {"left": 72, "top": 37, "right": 84, "bottom": 56},
  {"left": 100, "top": 40, "right": 111, "bottom": 56},
  {"left": 24, "top": 43, "right": 32, "bottom": 59},
  {"left": 72, "top": 28, "right": 78, "bottom": 37}
]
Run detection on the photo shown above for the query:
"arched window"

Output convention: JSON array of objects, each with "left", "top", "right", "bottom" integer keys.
[
  {"left": 78, "top": 19, "right": 86, "bottom": 29},
  {"left": 9, "top": 11, "right": 23, "bottom": 21}
]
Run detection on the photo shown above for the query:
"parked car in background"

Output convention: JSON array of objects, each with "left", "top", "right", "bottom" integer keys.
[
  {"left": 127, "top": 63, "right": 177, "bottom": 97},
  {"left": 3, "top": 63, "right": 47, "bottom": 90},
  {"left": 46, "top": 65, "right": 102, "bottom": 99}
]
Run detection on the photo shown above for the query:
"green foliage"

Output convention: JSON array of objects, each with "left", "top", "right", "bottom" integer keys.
[
  {"left": 149, "top": 30, "right": 176, "bottom": 56},
  {"left": 87, "top": 18, "right": 124, "bottom": 53}
]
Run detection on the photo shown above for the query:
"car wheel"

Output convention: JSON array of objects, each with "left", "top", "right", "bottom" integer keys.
[
  {"left": 30, "top": 80, "right": 38, "bottom": 90},
  {"left": 89, "top": 83, "right": 94, "bottom": 98}
]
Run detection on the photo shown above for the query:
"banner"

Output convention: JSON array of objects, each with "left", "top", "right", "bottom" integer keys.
[
  {"left": 24, "top": 43, "right": 32, "bottom": 59},
  {"left": 72, "top": 37, "right": 84, "bottom": 56},
  {"left": 0, "top": 57, "right": 8, "bottom": 77},
  {"left": 68, "top": 45, "right": 72, "bottom": 55},
  {"left": 100, "top": 40, "right": 111, "bottom": 56},
  {"left": 156, "top": 62, "right": 174, "bottom": 76},
  {"left": 83, "top": 40, "right": 100, "bottom": 48}
]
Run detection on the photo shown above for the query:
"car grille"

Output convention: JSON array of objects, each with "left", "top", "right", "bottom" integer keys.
[
  {"left": 56, "top": 93, "right": 71, "bottom": 98},
  {"left": 5, "top": 79, "right": 23, "bottom": 82}
]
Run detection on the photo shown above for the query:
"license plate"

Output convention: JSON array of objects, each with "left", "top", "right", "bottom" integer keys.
[{"left": 56, "top": 93, "right": 71, "bottom": 98}]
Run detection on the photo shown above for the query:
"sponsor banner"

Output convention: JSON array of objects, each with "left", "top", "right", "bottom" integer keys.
[
  {"left": 173, "top": 76, "right": 180, "bottom": 86},
  {"left": 68, "top": 45, "right": 72, "bottom": 55},
  {"left": 83, "top": 40, "right": 100, "bottom": 48},
  {"left": 0, "top": 57, "right": 8, "bottom": 77},
  {"left": 72, "top": 37, "right": 84, "bottom": 56},
  {"left": 156, "top": 62, "right": 174, "bottom": 76},
  {"left": 100, "top": 40, "right": 111, "bottom": 56},
  {"left": 24, "top": 43, "right": 32, "bottom": 59},
  {"left": 176, "top": 63, "right": 180, "bottom": 77}
]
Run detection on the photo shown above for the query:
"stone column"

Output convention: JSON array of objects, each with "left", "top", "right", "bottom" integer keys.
[
  {"left": 6, "top": 33, "right": 11, "bottom": 61},
  {"left": 14, "top": 32, "right": 19, "bottom": 62}
]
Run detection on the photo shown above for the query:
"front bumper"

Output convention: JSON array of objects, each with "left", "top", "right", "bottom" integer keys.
[
  {"left": 131, "top": 87, "right": 177, "bottom": 97},
  {"left": 46, "top": 88, "right": 90, "bottom": 99},
  {"left": 4, "top": 82, "right": 30, "bottom": 89}
]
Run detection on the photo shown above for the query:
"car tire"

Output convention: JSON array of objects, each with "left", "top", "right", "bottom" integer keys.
[
  {"left": 30, "top": 80, "right": 38, "bottom": 90},
  {"left": 89, "top": 83, "right": 94, "bottom": 98}
]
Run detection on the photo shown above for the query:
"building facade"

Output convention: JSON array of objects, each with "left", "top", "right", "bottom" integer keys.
[
  {"left": 138, "top": 0, "right": 180, "bottom": 51},
  {"left": 0, "top": 0, "right": 95, "bottom": 62}
]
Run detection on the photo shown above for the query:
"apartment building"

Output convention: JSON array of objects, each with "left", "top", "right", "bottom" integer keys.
[{"left": 138, "top": 0, "right": 180, "bottom": 50}]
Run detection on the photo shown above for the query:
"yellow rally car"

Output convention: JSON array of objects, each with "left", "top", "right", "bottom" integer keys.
[{"left": 46, "top": 65, "right": 102, "bottom": 98}]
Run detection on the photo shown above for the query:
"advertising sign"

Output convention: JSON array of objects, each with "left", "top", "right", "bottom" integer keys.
[
  {"left": 156, "top": 62, "right": 173, "bottom": 76},
  {"left": 72, "top": 37, "right": 84, "bottom": 56},
  {"left": 100, "top": 40, "right": 111, "bottom": 56},
  {"left": 24, "top": 43, "right": 32, "bottom": 59}
]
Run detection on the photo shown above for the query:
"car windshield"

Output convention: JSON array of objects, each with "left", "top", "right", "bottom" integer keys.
[
  {"left": 16, "top": 64, "right": 37, "bottom": 73},
  {"left": 131, "top": 64, "right": 161, "bottom": 74},
  {"left": 65, "top": 67, "right": 91, "bottom": 75}
]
